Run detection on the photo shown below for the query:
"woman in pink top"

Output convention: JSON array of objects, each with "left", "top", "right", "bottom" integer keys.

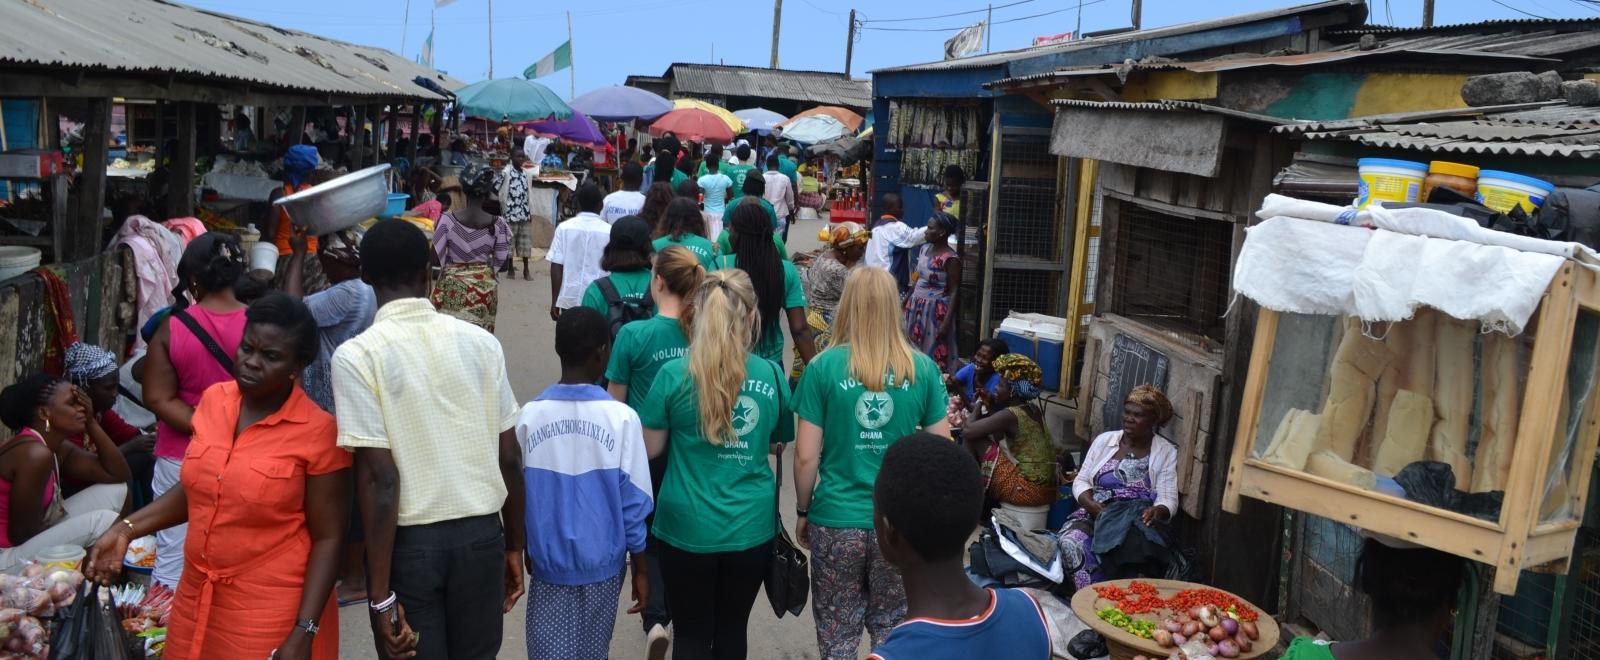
[
  {"left": 0, "top": 375, "right": 130, "bottom": 569},
  {"left": 143, "top": 232, "right": 248, "bottom": 587}
]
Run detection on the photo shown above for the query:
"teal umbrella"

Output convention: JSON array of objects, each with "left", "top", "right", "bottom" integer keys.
[{"left": 454, "top": 79, "right": 573, "bottom": 122}]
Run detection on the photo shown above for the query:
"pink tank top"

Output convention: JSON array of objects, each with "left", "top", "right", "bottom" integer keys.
[
  {"left": 154, "top": 305, "right": 247, "bottom": 460},
  {"left": 0, "top": 430, "right": 57, "bottom": 548}
]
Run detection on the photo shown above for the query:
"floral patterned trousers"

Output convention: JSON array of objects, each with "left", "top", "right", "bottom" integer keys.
[{"left": 809, "top": 525, "right": 907, "bottom": 659}]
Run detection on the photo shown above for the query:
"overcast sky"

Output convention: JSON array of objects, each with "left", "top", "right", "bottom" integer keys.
[{"left": 184, "top": 0, "right": 1595, "bottom": 96}]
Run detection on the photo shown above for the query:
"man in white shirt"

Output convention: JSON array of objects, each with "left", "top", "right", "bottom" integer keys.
[
  {"left": 762, "top": 154, "right": 796, "bottom": 241},
  {"left": 548, "top": 183, "right": 613, "bottom": 320},
  {"left": 864, "top": 192, "right": 925, "bottom": 292},
  {"left": 601, "top": 163, "right": 647, "bottom": 224}
]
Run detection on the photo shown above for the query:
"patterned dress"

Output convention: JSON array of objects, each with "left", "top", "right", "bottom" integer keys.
[
  {"left": 1059, "top": 455, "right": 1158, "bottom": 590},
  {"left": 430, "top": 211, "right": 510, "bottom": 332},
  {"left": 496, "top": 165, "right": 534, "bottom": 258},
  {"left": 903, "top": 248, "right": 957, "bottom": 370}
]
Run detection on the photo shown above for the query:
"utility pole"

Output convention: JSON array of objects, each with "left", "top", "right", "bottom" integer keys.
[
  {"left": 401, "top": 0, "right": 411, "bottom": 55},
  {"left": 1075, "top": 0, "right": 1083, "bottom": 39},
  {"left": 986, "top": 4, "right": 993, "bottom": 52},
  {"left": 487, "top": 0, "right": 494, "bottom": 78},
  {"left": 844, "top": 9, "right": 857, "bottom": 77},
  {"left": 770, "top": 0, "right": 783, "bottom": 68},
  {"left": 1131, "top": 0, "right": 1141, "bottom": 30},
  {"left": 1422, "top": 0, "right": 1434, "bottom": 27},
  {"left": 568, "top": 11, "right": 576, "bottom": 99}
]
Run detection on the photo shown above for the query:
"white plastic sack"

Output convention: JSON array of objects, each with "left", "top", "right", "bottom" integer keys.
[{"left": 1232, "top": 216, "right": 1371, "bottom": 317}]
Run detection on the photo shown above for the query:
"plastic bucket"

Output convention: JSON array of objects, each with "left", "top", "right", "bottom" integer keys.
[
  {"left": 1476, "top": 170, "right": 1555, "bottom": 214},
  {"left": 249, "top": 241, "right": 280, "bottom": 276},
  {"left": 0, "top": 246, "right": 41, "bottom": 282},
  {"left": 33, "top": 545, "right": 84, "bottom": 572},
  {"left": 999, "top": 501, "right": 1051, "bottom": 532},
  {"left": 382, "top": 192, "right": 410, "bottom": 219},
  {"left": 1355, "top": 158, "right": 1427, "bottom": 209}
]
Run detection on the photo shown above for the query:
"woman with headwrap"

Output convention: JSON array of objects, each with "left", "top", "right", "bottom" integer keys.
[
  {"left": 959, "top": 354, "right": 1059, "bottom": 509},
  {"left": 902, "top": 212, "right": 962, "bottom": 371},
  {"left": 264, "top": 144, "right": 329, "bottom": 293},
  {"left": 430, "top": 162, "right": 511, "bottom": 332},
  {"left": 1061, "top": 384, "right": 1180, "bottom": 589},
  {"left": 791, "top": 222, "right": 869, "bottom": 382},
  {"left": 64, "top": 343, "right": 156, "bottom": 503}
]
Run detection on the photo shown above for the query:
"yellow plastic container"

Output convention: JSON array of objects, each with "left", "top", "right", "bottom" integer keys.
[
  {"left": 1476, "top": 170, "right": 1556, "bottom": 214},
  {"left": 1356, "top": 158, "right": 1427, "bottom": 209}
]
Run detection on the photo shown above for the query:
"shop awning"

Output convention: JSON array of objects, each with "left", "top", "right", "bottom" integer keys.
[{"left": 1050, "top": 99, "right": 1286, "bottom": 176}]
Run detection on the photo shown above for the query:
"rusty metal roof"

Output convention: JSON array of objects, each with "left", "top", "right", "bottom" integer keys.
[
  {"left": 1273, "top": 102, "right": 1600, "bottom": 160},
  {"left": 663, "top": 64, "right": 870, "bottom": 109},
  {"left": 0, "top": 0, "right": 459, "bottom": 100},
  {"left": 1051, "top": 98, "right": 1292, "bottom": 124},
  {"left": 1326, "top": 20, "right": 1600, "bottom": 60}
]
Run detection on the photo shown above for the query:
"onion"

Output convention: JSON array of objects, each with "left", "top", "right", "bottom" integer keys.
[
  {"left": 1171, "top": 632, "right": 1188, "bottom": 645},
  {"left": 1205, "top": 640, "right": 1220, "bottom": 656},
  {"left": 1188, "top": 606, "right": 1205, "bottom": 619},
  {"left": 1198, "top": 606, "right": 1221, "bottom": 628},
  {"left": 1153, "top": 629, "right": 1174, "bottom": 647},
  {"left": 1164, "top": 619, "right": 1183, "bottom": 634},
  {"left": 1220, "top": 617, "right": 1239, "bottom": 636},
  {"left": 1240, "top": 621, "right": 1259, "bottom": 640},
  {"left": 1217, "top": 639, "right": 1240, "bottom": 657},
  {"left": 1235, "top": 633, "right": 1254, "bottom": 653},
  {"left": 1209, "top": 625, "right": 1230, "bottom": 642},
  {"left": 1181, "top": 621, "right": 1202, "bottom": 638}
]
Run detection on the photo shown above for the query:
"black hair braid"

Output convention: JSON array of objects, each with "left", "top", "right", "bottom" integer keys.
[{"left": 0, "top": 375, "right": 62, "bottom": 432}]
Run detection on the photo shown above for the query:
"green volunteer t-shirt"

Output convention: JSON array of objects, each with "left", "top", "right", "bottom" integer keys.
[
  {"left": 605, "top": 314, "right": 689, "bottom": 411},
  {"left": 725, "top": 163, "right": 756, "bottom": 203},
  {"left": 671, "top": 169, "right": 688, "bottom": 190},
  {"left": 778, "top": 156, "right": 799, "bottom": 187},
  {"left": 793, "top": 346, "right": 947, "bottom": 529},
  {"left": 639, "top": 354, "right": 794, "bottom": 552},
  {"left": 581, "top": 269, "right": 654, "bottom": 318},
  {"left": 653, "top": 234, "right": 717, "bottom": 270},
  {"left": 711, "top": 255, "right": 806, "bottom": 364},
  {"left": 715, "top": 230, "right": 788, "bottom": 260}
]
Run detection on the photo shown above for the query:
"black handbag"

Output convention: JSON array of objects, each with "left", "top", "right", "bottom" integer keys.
[{"left": 765, "top": 450, "right": 810, "bottom": 618}]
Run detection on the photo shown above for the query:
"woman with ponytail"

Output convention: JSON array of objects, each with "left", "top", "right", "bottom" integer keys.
[
  {"left": 716, "top": 203, "right": 816, "bottom": 368},
  {"left": 792, "top": 268, "right": 950, "bottom": 659},
  {"left": 637, "top": 269, "right": 793, "bottom": 660},
  {"left": 141, "top": 232, "right": 248, "bottom": 588}
]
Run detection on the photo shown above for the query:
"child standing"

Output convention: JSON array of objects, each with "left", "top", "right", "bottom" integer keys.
[
  {"left": 516, "top": 307, "right": 654, "bottom": 659},
  {"left": 867, "top": 433, "right": 1052, "bottom": 659}
]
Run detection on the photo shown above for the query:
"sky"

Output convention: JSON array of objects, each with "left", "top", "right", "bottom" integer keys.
[{"left": 182, "top": 0, "right": 1598, "bottom": 97}]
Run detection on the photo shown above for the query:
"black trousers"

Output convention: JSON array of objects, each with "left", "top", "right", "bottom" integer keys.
[
  {"left": 658, "top": 539, "right": 773, "bottom": 660},
  {"left": 641, "top": 536, "right": 671, "bottom": 631},
  {"left": 389, "top": 514, "right": 505, "bottom": 660}
]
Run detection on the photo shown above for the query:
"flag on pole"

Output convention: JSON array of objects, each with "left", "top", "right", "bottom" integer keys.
[
  {"left": 417, "top": 28, "right": 434, "bottom": 67},
  {"left": 944, "top": 20, "right": 986, "bottom": 60},
  {"left": 1033, "top": 31, "right": 1074, "bottom": 46},
  {"left": 525, "top": 41, "right": 572, "bottom": 79}
]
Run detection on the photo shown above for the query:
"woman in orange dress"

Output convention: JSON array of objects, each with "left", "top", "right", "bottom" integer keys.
[{"left": 86, "top": 292, "right": 351, "bottom": 660}]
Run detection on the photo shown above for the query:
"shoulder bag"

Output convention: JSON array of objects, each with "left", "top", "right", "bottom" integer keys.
[
  {"left": 763, "top": 360, "right": 810, "bottom": 618},
  {"left": 170, "top": 309, "right": 235, "bottom": 376}
]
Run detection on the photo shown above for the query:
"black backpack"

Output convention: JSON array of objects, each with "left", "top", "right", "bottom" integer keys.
[{"left": 596, "top": 277, "right": 655, "bottom": 338}]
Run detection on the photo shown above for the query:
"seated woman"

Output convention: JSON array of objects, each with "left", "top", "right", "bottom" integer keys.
[
  {"left": 64, "top": 342, "right": 156, "bottom": 503},
  {"left": 0, "top": 375, "right": 131, "bottom": 569},
  {"left": 946, "top": 338, "right": 1010, "bottom": 411},
  {"left": 959, "top": 354, "right": 1060, "bottom": 511},
  {"left": 87, "top": 293, "right": 349, "bottom": 660},
  {"left": 1060, "top": 384, "right": 1179, "bottom": 589},
  {"left": 1282, "top": 538, "right": 1463, "bottom": 660}
]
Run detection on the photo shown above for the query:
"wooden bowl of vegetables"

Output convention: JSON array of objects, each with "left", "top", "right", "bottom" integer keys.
[{"left": 1070, "top": 579, "right": 1279, "bottom": 660}]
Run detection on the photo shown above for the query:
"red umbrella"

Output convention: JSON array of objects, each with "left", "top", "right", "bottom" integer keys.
[
  {"left": 649, "top": 108, "right": 737, "bottom": 145},
  {"left": 781, "top": 106, "right": 865, "bottom": 132}
]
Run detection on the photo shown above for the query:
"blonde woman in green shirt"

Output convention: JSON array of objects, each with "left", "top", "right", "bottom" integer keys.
[
  {"left": 792, "top": 267, "right": 950, "bottom": 660},
  {"left": 638, "top": 268, "right": 793, "bottom": 660}
]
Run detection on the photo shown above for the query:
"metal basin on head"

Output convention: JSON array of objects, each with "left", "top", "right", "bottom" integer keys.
[{"left": 273, "top": 164, "right": 391, "bottom": 236}]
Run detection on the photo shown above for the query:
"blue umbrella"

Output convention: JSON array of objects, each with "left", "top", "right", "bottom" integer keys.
[
  {"left": 734, "top": 108, "right": 788, "bottom": 134},
  {"left": 455, "top": 78, "right": 572, "bottom": 122},
  {"left": 569, "top": 85, "right": 673, "bottom": 122}
]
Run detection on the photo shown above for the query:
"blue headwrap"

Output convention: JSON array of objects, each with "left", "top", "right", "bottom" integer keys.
[{"left": 283, "top": 145, "right": 320, "bottom": 187}]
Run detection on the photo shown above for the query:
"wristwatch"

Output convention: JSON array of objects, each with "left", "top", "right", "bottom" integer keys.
[
  {"left": 796, "top": 508, "right": 809, "bottom": 518},
  {"left": 294, "top": 619, "right": 320, "bottom": 637}
]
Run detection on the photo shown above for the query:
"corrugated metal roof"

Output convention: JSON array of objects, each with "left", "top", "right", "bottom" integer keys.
[
  {"left": 1276, "top": 101, "right": 1600, "bottom": 160},
  {"left": 664, "top": 64, "right": 870, "bottom": 109},
  {"left": 0, "top": 0, "right": 458, "bottom": 100},
  {"left": 1329, "top": 17, "right": 1600, "bottom": 36},
  {"left": 1051, "top": 98, "right": 1292, "bottom": 124},
  {"left": 1271, "top": 102, "right": 1558, "bottom": 134},
  {"left": 1325, "top": 19, "right": 1600, "bottom": 59},
  {"left": 873, "top": 0, "right": 1364, "bottom": 74}
]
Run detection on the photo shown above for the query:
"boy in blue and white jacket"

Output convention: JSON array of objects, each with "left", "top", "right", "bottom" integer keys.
[{"left": 515, "top": 307, "right": 654, "bottom": 660}]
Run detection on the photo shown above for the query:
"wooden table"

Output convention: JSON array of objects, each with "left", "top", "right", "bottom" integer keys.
[{"left": 1069, "top": 578, "right": 1280, "bottom": 660}]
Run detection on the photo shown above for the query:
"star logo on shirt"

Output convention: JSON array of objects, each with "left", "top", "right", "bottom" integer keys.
[
  {"left": 854, "top": 391, "right": 895, "bottom": 431},
  {"left": 731, "top": 395, "right": 761, "bottom": 437}
]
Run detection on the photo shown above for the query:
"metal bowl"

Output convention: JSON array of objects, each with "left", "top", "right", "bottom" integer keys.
[{"left": 273, "top": 164, "right": 391, "bottom": 236}]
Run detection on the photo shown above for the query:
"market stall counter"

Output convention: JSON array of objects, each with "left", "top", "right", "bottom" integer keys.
[{"left": 1222, "top": 195, "right": 1600, "bottom": 595}]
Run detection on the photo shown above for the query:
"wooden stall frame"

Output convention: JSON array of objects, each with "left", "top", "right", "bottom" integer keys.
[{"left": 1222, "top": 263, "right": 1600, "bottom": 594}]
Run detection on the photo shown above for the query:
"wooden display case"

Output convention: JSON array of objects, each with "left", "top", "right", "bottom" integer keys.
[{"left": 1223, "top": 262, "right": 1600, "bottom": 595}]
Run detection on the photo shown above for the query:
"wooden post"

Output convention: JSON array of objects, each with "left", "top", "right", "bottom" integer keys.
[
  {"left": 407, "top": 105, "right": 421, "bottom": 164},
  {"left": 386, "top": 105, "right": 400, "bottom": 160},
  {"left": 291, "top": 106, "right": 306, "bottom": 146},
  {"left": 71, "top": 98, "right": 111, "bottom": 261},
  {"left": 350, "top": 104, "right": 367, "bottom": 169},
  {"left": 769, "top": 0, "right": 783, "bottom": 68},
  {"left": 1422, "top": 0, "right": 1435, "bottom": 28},
  {"left": 844, "top": 9, "right": 856, "bottom": 77},
  {"left": 168, "top": 102, "right": 196, "bottom": 219}
]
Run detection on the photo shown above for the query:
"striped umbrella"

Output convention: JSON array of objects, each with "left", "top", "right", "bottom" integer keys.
[{"left": 671, "top": 99, "right": 745, "bottom": 135}]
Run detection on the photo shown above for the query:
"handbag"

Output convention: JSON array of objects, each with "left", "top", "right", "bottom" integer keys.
[{"left": 762, "top": 361, "right": 810, "bottom": 618}]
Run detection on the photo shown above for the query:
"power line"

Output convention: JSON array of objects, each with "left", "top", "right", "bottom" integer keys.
[
  {"left": 1489, "top": 0, "right": 1551, "bottom": 18},
  {"left": 861, "top": 1, "right": 1105, "bottom": 32},
  {"left": 798, "top": 0, "right": 848, "bottom": 16},
  {"left": 861, "top": 0, "right": 1039, "bottom": 24},
  {"left": 1569, "top": 0, "right": 1600, "bottom": 15}
]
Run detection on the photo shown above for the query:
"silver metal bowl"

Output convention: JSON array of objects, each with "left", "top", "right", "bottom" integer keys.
[{"left": 273, "top": 164, "right": 391, "bottom": 236}]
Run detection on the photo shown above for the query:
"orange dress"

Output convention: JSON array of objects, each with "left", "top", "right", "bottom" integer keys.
[{"left": 162, "top": 382, "right": 351, "bottom": 660}]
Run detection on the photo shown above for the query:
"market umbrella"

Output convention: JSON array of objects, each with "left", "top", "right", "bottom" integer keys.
[
  {"left": 649, "top": 108, "right": 737, "bottom": 145},
  {"left": 734, "top": 108, "right": 788, "bottom": 134},
  {"left": 568, "top": 85, "right": 673, "bottom": 122},
  {"left": 520, "top": 109, "right": 606, "bottom": 147},
  {"left": 671, "top": 99, "right": 746, "bottom": 135},
  {"left": 782, "top": 115, "right": 851, "bottom": 144},
  {"left": 782, "top": 106, "right": 865, "bottom": 132},
  {"left": 454, "top": 78, "right": 573, "bottom": 122}
]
